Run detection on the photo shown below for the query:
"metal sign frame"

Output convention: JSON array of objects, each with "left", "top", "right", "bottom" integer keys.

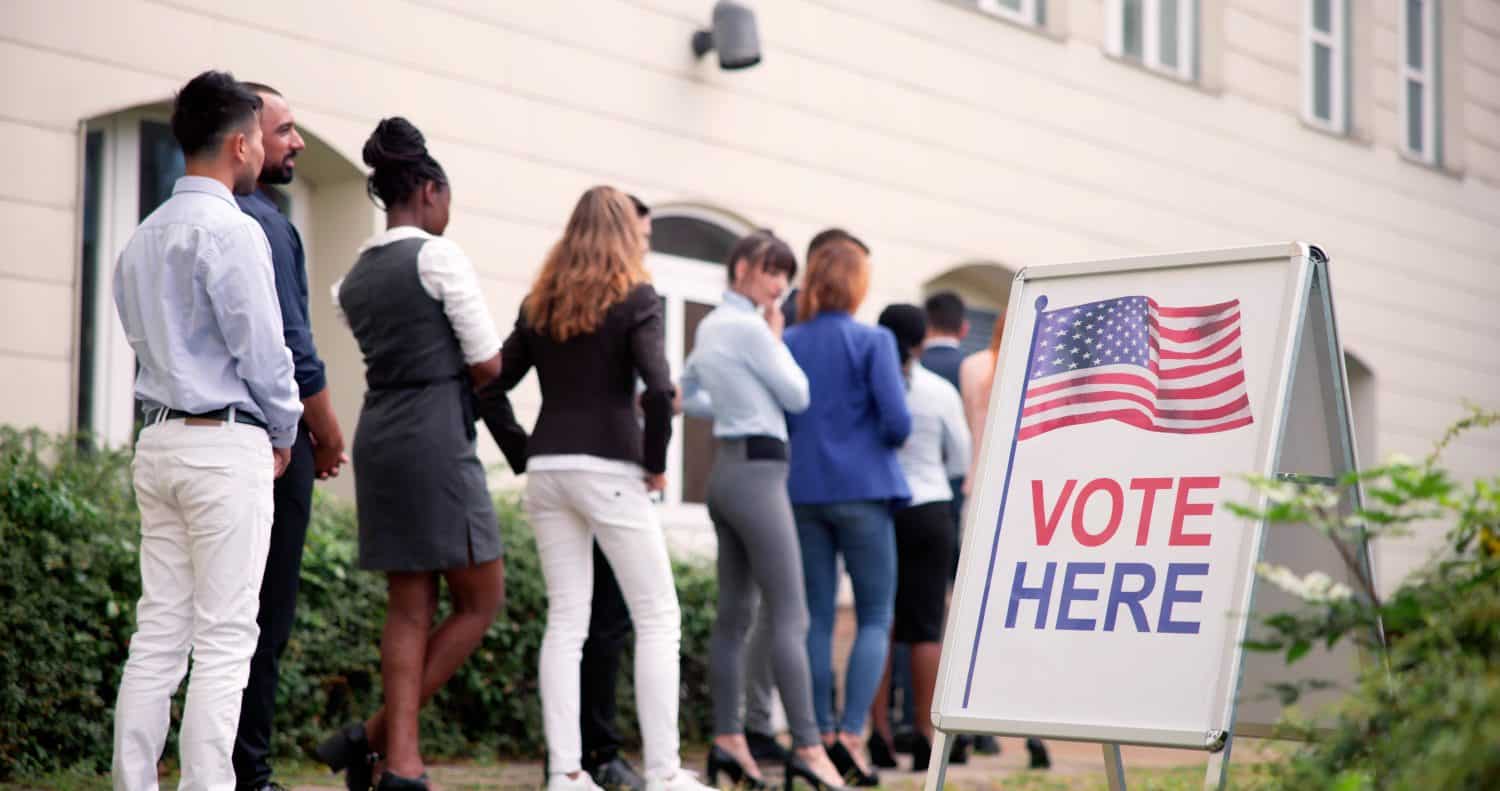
[{"left": 923, "top": 243, "right": 1368, "bottom": 790}]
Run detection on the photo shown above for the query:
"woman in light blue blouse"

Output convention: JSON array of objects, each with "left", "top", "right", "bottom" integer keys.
[
  {"left": 782, "top": 229, "right": 911, "bottom": 787},
  {"left": 681, "top": 231, "right": 847, "bottom": 791}
]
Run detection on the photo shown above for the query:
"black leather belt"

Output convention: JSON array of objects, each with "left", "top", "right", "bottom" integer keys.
[
  {"left": 147, "top": 406, "right": 267, "bottom": 431},
  {"left": 736, "top": 435, "right": 788, "bottom": 461}
]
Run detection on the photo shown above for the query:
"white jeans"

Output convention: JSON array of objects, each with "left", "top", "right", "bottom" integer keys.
[
  {"left": 526, "top": 469, "right": 684, "bottom": 779},
  {"left": 113, "top": 421, "right": 274, "bottom": 791}
]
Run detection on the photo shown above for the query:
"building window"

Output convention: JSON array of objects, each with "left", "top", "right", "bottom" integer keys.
[
  {"left": 645, "top": 207, "right": 750, "bottom": 523},
  {"left": 976, "top": 0, "right": 1043, "bottom": 27},
  {"left": 1303, "top": 0, "right": 1348, "bottom": 133},
  {"left": 1398, "top": 0, "right": 1440, "bottom": 165},
  {"left": 1106, "top": 0, "right": 1197, "bottom": 82},
  {"left": 76, "top": 111, "right": 185, "bottom": 447}
]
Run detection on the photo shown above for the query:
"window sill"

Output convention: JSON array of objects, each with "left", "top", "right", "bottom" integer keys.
[
  {"left": 1298, "top": 117, "right": 1365, "bottom": 145},
  {"left": 1397, "top": 149, "right": 1464, "bottom": 180},
  {"left": 1102, "top": 52, "right": 1218, "bottom": 96}
]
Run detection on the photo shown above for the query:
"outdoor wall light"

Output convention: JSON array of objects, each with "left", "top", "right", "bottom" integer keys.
[{"left": 691, "top": 1, "right": 762, "bottom": 70}]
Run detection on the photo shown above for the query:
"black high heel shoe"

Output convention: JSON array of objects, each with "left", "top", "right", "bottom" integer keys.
[
  {"left": 375, "top": 770, "right": 430, "bottom": 790},
  {"left": 910, "top": 731, "right": 933, "bottom": 773},
  {"left": 824, "top": 741, "right": 879, "bottom": 787},
  {"left": 785, "top": 753, "right": 848, "bottom": 791},
  {"left": 866, "top": 732, "right": 897, "bottom": 769},
  {"left": 706, "top": 744, "right": 767, "bottom": 789},
  {"left": 315, "top": 721, "right": 377, "bottom": 791}
]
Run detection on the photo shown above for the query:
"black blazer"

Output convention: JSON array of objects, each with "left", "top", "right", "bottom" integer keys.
[{"left": 479, "top": 283, "right": 674, "bottom": 474}]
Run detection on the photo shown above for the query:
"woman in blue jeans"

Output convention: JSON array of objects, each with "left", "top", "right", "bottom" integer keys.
[{"left": 783, "top": 229, "right": 911, "bottom": 787}]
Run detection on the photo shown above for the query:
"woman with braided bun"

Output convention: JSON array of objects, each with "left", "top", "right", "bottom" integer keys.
[{"left": 314, "top": 117, "right": 513, "bottom": 791}]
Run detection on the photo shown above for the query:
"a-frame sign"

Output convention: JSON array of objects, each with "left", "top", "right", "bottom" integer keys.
[{"left": 926, "top": 243, "right": 1371, "bottom": 790}]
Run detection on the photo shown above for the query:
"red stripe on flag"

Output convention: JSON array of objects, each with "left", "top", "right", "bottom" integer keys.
[
  {"left": 1023, "top": 390, "right": 1250, "bottom": 421},
  {"left": 1153, "top": 312, "right": 1240, "bottom": 343},
  {"left": 1018, "top": 410, "right": 1253, "bottom": 441},
  {"left": 1157, "top": 327, "right": 1241, "bottom": 360},
  {"left": 1149, "top": 299, "right": 1240, "bottom": 318},
  {"left": 1155, "top": 371, "right": 1245, "bottom": 400},
  {"left": 1026, "top": 369, "right": 1244, "bottom": 402},
  {"left": 1157, "top": 349, "right": 1243, "bottom": 380},
  {"left": 1027, "top": 371, "right": 1157, "bottom": 399}
]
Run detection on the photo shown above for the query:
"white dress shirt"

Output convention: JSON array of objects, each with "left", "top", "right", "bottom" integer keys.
[
  {"left": 897, "top": 364, "right": 972, "bottom": 506},
  {"left": 680, "top": 290, "right": 810, "bottom": 441},
  {"left": 332, "top": 226, "right": 501, "bottom": 365},
  {"left": 112, "top": 176, "right": 302, "bottom": 447}
]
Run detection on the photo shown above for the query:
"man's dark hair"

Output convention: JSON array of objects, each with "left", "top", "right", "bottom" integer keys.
[
  {"left": 925, "top": 291, "right": 967, "bottom": 335},
  {"left": 725, "top": 229, "right": 797, "bottom": 284},
  {"left": 171, "top": 70, "right": 263, "bottom": 160},
  {"left": 628, "top": 193, "right": 650, "bottom": 218},
  {"left": 878, "top": 303, "right": 928, "bottom": 366},
  {"left": 239, "top": 81, "right": 281, "bottom": 97},
  {"left": 362, "top": 117, "right": 448, "bottom": 209},
  {"left": 806, "top": 227, "right": 869, "bottom": 260}
]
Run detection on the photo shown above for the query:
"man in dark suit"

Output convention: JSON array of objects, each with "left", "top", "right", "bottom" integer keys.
[{"left": 919, "top": 291, "right": 967, "bottom": 390}]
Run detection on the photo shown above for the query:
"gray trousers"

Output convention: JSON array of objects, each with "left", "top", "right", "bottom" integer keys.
[
  {"left": 707, "top": 439, "right": 820, "bottom": 747},
  {"left": 743, "top": 603, "right": 777, "bottom": 734}
]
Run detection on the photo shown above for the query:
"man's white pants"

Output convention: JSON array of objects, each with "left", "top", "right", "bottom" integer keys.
[
  {"left": 526, "top": 469, "right": 684, "bottom": 780},
  {"left": 113, "top": 421, "right": 274, "bottom": 791}
]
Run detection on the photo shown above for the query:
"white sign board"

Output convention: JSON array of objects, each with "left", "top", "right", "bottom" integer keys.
[{"left": 930, "top": 243, "right": 1365, "bottom": 788}]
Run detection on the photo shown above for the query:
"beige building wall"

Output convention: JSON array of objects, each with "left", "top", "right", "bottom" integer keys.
[{"left": 1, "top": 0, "right": 1496, "bottom": 584}]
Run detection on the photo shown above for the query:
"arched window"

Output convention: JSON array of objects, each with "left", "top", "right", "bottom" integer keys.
[
  {"left": 74, "top": 102, "right": 370, "bottom": 450},
  {"left": 646, "top": 205, "right": 752, "bottom": 537},
  {"left": 922, "top": 261, "right": 1018, "bottom": 359}
]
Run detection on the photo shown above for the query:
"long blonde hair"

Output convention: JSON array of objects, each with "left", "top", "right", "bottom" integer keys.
[{"left": 523, "top": 186, "right": 650, "bottom": 341}]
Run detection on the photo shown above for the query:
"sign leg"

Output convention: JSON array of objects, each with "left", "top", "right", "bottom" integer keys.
[
  {"left": 923, "top": 730, "right": 952, "bottom": 791},
  {"left": 1204, "top": 734, "right": 1232, "bottom": 790},
  {"left": 1103, "top": 743, "right": 1127, "bottom": 791}
]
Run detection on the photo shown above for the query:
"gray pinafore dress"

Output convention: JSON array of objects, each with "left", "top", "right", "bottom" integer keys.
[{"left": 338, "top": 235, "right": 501, "bottom": 572}]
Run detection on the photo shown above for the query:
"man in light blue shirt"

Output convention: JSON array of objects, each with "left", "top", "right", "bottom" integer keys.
[
  {"left": 111, "top": 71, "right": 302, "bottom": 791},
  {"left": 678, "top": 232, "right": 847, "bottom": 789}
]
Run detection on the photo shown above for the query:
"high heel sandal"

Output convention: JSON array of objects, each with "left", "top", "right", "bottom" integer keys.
[
  {"left": 315, "top": 721, "right": 378, "bottom": 791},
  {"left": 705, "top": 744, "right": 767, "bottom": 789},
  {"left": 824, "top": 741, "right": 879, "bottom": 788},
  {"left": 784, "top": 754, "right": 848, "bottom": 791}
]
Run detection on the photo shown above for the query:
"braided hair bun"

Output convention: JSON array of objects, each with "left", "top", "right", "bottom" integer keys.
[{"left": 362, "top": 116, "right": 447, "bottom": 208}]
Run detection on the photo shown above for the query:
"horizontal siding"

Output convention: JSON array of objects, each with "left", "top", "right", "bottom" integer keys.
[
  {"left": 0, "top": 199, "right": 75, "bottom": 284},
  {"left": 0, "top": 0, "right": 1494, "bottom": 582},
  {"left": 0, "top": 119, "right": 77, "bottom": 210},
  {"left": 0, "top": 279, "right": 73, "bottom": 359},
  {"left": 0, "top": 355, "right": 72, "bottom": 434}
]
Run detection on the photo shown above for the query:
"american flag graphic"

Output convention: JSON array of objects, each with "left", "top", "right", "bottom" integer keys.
[{"left": 1019, "top": 296, "right": 1253, "bottom": 441}]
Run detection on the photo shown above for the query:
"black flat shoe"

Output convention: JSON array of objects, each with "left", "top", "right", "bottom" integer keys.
[
  {"left": 589, "top": 756, "right": 646, "bottom": 791},
  {"left": 315, "top": 722, "right": 377, "bottom": 791},
  {"left": 1026, "top": 737, "right": 1052, "bottom": 769},
  {"left": 745, "top": 729, "right": 790, "bottom": 764},
  {"left": 824, "top": 741, "right": 878, "bottom": 787},
  {"left": 706, "top": 744, "right": 767, "bottom": 789},
  {"left": 784, "top": 754, "right": 847, "bottom": 791},
  {"left": 866, "top": 732, "right": 897, "bottom": 769},
  {"left": 375, "top": 770, "right": 429, "bottom": 790}
]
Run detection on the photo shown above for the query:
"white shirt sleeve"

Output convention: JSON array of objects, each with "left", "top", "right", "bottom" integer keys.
[
  {"left": 329, "top": 277, "right": 347, "bottom": 327},
  {"left": 416, "top": 238, "right": 502, "bottom": 365},
  {"left": 937, "top": 376, "right": 972, "bottom": 479}
]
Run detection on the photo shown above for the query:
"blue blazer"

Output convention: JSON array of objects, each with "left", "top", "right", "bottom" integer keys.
[{"left": 784, "top": 312, "right": 912, "bottom": 506}]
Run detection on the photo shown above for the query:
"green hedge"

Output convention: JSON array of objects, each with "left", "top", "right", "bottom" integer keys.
[{"left": 0, "top": 428, "right": 716, "bottom": 780}]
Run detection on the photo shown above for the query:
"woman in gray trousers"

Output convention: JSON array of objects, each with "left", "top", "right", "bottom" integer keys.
[{"left": 680, "top": 231, "right": 847, "bottom": 791}]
